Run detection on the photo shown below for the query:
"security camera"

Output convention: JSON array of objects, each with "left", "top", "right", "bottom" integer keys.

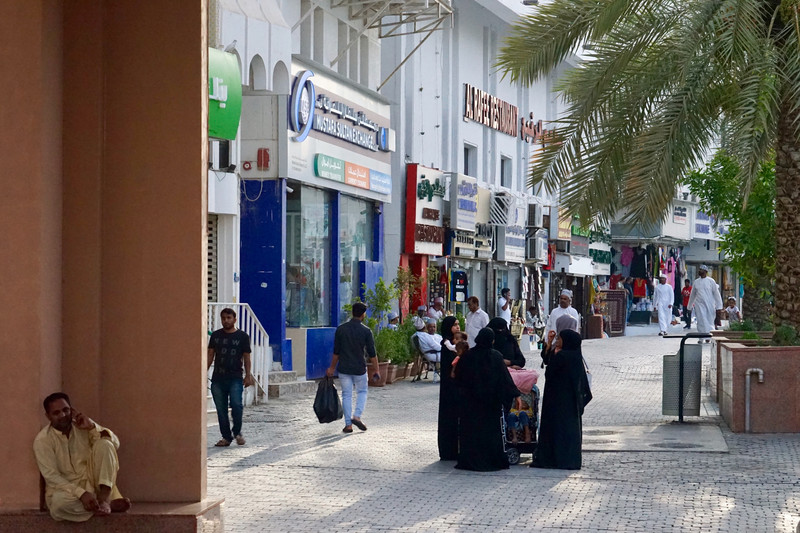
[{"left": 286, "top": 186, "right": 295, "bottom": 193}]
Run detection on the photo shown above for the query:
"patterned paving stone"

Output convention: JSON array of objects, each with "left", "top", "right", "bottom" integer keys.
[{"left": 208, "top": 327, "right": 800, "bottom": 532}]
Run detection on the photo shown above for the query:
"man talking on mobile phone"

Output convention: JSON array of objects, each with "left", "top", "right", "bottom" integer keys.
[
  {"left": 326, "top": 302, "right": 379, "bottom": 434},
  {"left": 34, "top": 392, "right": 131, "bottom": 522}
]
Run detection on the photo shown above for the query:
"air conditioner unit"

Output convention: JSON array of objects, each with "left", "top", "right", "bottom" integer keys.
[
  {"left": 490, "top": 193, "right": 514, "bottom": 225},
  {"left": 526, "top": 233, "right": 548, "bottom": 262},
  {"left": 527, "top": 203, "right": 543, "bottom": 228}
]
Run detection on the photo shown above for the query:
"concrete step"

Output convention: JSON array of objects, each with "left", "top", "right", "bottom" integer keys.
[
  {"left": 268, "top": 379, "right": 317, "bottom": 399},
  {"left": 269, "top": 370, "right": 299, "bottom": 384}
]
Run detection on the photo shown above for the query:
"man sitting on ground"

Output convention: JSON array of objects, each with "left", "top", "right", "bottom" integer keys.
[{"left": 34, "top": 392, "right": 130, "bottom": 522}]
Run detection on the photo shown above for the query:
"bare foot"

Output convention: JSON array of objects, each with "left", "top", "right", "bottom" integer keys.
[
  {"left": 94, "top": 501, "right": 111, "bottom": 516},
  {"left": 110, "top": 498, "right": 131, "bottom": 513}
]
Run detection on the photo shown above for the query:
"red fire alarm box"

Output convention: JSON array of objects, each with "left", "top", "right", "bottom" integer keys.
[{"left": 257, "top": 148, "right": 270, "bottom": 171}]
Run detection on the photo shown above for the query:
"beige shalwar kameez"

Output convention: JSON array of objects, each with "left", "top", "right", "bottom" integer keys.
[{"left": 33, "top": 422, "right": 123, "bottom": 522}]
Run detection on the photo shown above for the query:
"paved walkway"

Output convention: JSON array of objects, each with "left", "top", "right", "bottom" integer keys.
[{"left": 207, "top": 326, "right": 800, "bottom": 532}]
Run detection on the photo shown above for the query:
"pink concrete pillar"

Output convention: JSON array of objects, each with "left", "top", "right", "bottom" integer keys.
[
  {"left": 0, "top": 0, "right": 208, "bottom": 510},
  {"left": 0, "top": 0, "right": 65, "bottom": 509}
]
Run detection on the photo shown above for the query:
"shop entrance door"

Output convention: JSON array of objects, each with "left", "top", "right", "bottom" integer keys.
[{"left": 493, "top": 268, "right": 509, "bottom": 318}]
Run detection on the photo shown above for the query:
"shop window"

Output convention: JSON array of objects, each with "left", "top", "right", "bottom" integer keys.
[
  {"left": 286, "top": 186, "right": 332, "bottom": 327},
  {"left": 339, "top": 196, "right": 374, "bottom": 323},
  {"left": 209, "top": 140, "right": 230, "bottom": 170},
  {"left": 500, "top": 156, "right": 512, "bottom": 188},
  {"left": 464, "top": 144, "right": 477, "bottom": 177}
]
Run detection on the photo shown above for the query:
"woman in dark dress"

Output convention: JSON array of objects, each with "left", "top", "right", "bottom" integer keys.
[
  {"left": 437, "top": 316, "right": 460, "bottom": 461},
  {"left": 540, "top": 314, "right": 579, "bottom": 368},
  {"left": 532, "top": 329, "right": 592, "bottom": 470},
  {"left": 487, "top": 317, "right": 526, "bottom": 368},
  {"left": 454, "top": 328, "right": 520, "bottom": 471}
]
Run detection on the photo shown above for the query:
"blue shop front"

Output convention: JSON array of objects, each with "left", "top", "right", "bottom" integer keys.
[{"left": 240, "top": 60, "right": 394, "bottom": 378}]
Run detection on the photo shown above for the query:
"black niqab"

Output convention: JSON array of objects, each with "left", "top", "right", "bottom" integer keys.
[
  {"left": 437, "top": 315, "right": 460, "bottom": 460},
  {"left": 532, "top": 329, "right": 592, "bottom": 470},
  {"left": 453, "top": 327, "right": 519, "bottom": 472}
]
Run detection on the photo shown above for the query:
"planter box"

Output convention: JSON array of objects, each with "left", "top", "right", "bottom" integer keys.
[
  {"left": 368, "top": 361, "right": 390, "bottom": 388},
  {"left": 719, "top": 343, "right": 800, "bottom": 433},
  {"left": 384, "top": 364, "right": 399, "bottom": 384},
  {"left": 711, "top": 330, "right": 772, "bottom": 339},
  {"left": 711, "top": 338, "right": 767, "bottom": 401}
]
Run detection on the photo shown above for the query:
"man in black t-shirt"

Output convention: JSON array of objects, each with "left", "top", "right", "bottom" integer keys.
[
  {"left": 326, "top": 302, "right": 379, "bottom": 434},
  {"left": 207, "top": 308, "right": 253, "bottom": 447}
]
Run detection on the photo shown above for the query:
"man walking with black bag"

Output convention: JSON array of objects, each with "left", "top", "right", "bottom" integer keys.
[{"left": 326, "top": 302, "right": 380, "bottom": 434}]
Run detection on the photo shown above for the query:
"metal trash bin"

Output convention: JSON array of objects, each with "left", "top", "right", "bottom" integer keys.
[{"left": 662, "top": 344, "right": 702, "bottom": 416}]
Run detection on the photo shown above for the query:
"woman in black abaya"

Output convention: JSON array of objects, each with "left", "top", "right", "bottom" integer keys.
[
  {"left": 532, "top": 329, "right": 592, "bottom": 470},
  {"left": 437, "top": 316, "right": 460, "bottom": 460},
  {"left": 454, "top": 328, "right": 519, "bottom": 471},
  {"left": 487, "top": 317, "right": 526, "bottom": 368}
]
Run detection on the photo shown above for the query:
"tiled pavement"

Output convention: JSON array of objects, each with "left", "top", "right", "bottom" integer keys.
[{"left": 207, "top": 325, "right": 800, "bottom": 532}]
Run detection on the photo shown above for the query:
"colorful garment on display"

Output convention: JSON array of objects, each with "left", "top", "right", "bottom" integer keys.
[
  {"left": 620, "top": 246, "right": 634, "bottom": 266},
  {"left": 633, "top": 279, "right": 648, "bottom": 298}
]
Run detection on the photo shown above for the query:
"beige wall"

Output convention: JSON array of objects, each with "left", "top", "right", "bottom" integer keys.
[
  {"left": 0, "top": 0, "right": 64, "bottom": 507},
  {"left": 0, "top": 0, "right": 208, "bottom": 509}
]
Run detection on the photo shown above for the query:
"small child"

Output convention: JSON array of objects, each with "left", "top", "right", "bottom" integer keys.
[
  {"left": 450, "top": 339, "right": 469, "bottom": 378},
  {"left": 725, "top": 297, "right": 742, "bottom": 324},
  {"left": 443, "top": 331, "right": 467, "bottom": 353},
  {"left": 507, "top": 395, "right": 534, "bottom": 444}
]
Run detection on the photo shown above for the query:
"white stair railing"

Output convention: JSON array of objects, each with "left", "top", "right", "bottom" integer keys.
[{"left": 207, "top": 303, "right": 271, "bottom": 406}]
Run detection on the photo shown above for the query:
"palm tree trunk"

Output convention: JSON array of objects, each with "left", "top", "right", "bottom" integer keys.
[
  {"left": 741, "top": 283, "right": 771, "bottom": 329},
  {"left": 773, "top": 100, "right": 800, "bottom": 329}
]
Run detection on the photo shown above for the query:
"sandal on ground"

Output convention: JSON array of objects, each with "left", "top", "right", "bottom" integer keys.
[
  {"left": 235, "top": 434, "right": 246, "bottom": 445},
  {"left": 342, "top": 425, "right": 353, "bottom": 433},
  {"left": 214, "top": 438, "right": 231, "bottom": 447},
  {"left": 351, "top": 418, "right": 367, "bottom": 431}
]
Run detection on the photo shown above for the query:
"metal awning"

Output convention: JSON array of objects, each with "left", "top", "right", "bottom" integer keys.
[{"left": 324, "top": 1, "right": 454, "bottom": 90}]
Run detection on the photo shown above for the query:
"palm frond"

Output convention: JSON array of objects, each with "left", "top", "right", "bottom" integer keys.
[{"left": 496, "top": 0, "right": 653, "bottom": 85}]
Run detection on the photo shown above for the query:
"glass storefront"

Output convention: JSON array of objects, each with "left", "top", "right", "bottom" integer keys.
[
  {"left": 338, "top": 196, "right": 374, "bottom": 323},
  {"left": 286, "top": 186, "right": 332, "bottom": 327}
]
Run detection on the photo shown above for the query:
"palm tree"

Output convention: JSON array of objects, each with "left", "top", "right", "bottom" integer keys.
[{"left": 497, "top": 0, "right": 800, "bottom": 328}]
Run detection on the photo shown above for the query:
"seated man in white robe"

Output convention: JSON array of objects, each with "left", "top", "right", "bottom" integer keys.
[{"left": 415, "top": 318, "right": 443, "bottom": 364}]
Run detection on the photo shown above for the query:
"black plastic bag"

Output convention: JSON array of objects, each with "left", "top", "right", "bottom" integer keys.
[{"left": 313, "top": 376, "right": 343, "bottom": 424}]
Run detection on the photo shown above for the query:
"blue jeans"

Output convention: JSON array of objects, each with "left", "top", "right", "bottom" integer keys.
[
  {"left": 339, "top": 373, "right": 368, "bottom": 426},
  {"left": 211, "top": 377, "right": 244, "bottom": 441},
  {"left": 507, "top": 411, "right": 530, "bottom": 430}
]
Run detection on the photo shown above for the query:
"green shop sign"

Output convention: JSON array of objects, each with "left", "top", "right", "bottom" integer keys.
[
  {"left": 314, "top": 154, "right": 345, "bottom": 182},
  {"left": 208, "top": 48, "right": 242, "bottom": 140}
]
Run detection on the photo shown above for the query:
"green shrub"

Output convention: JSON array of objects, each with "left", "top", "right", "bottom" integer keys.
[
  {"left": 773, "top": 325, "right": 800, "bottom": 346},
  {"left": 375, "top": 326, "right": 412, "bottom": 364},
  {"left": 729, "top": 319, "right": 756, "bottom": 331},
  {"left": 741, "top": 331, "right": 760, "bottom": 340}
]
